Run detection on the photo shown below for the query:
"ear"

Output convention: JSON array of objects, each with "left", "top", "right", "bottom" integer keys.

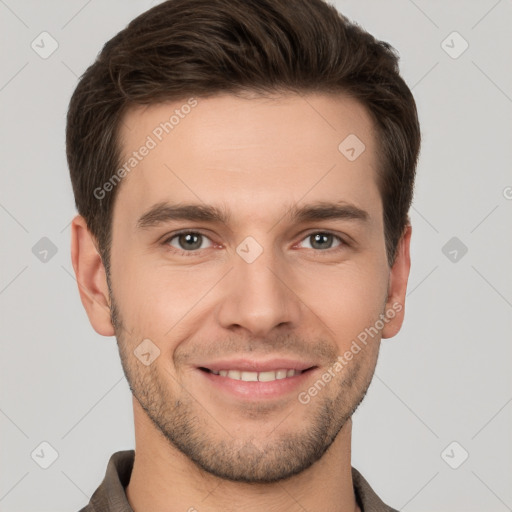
[
  {"left": 70, "top": 214, "right": 115, "bottom": 336},
  {"left": 382, "top": 223, "right": 412, "bottom": 339}
]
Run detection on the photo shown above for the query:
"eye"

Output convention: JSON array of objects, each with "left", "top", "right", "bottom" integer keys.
[
  {"left": 298, "top": 232, "right": 345, "bottom": 251},
  {"left": 163, "top": 231, "right": 213, "bottom": 253}
]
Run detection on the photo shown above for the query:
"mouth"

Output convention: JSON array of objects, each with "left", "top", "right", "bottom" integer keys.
[
  {"left": 197, "top": 365, "right": 318, "bottom": 401},
  {"left": 198, "top": 367, "right": 315, "bottom": 382}
]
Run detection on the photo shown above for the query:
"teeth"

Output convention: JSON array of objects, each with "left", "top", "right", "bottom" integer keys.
[
  {"left": 276, "top": 369, "right": 288, "bottom": 379},
  {"left": 241, "top": 371, "right": 259, "bottom": 381},
  {"left": 258, "top": 371, "right": 276, "bottom": 382},
  {"left": 209, "top": 368, "right": 302, "bottom": 381}
]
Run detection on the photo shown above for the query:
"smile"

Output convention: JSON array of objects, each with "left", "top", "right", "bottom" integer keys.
[{"left": 200, "top": 368, "right": 306, "bottom": 382}]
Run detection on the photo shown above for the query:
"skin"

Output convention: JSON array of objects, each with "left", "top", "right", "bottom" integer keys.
[{"left": 71, "top": 92, "right": 411, "bottom": 512}]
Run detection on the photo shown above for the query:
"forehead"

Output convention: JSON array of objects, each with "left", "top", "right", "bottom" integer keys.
[{"left": 114, "top": 93, "right": 381, "bottom": 228}]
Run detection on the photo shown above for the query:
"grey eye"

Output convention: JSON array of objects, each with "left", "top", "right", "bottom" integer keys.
[
  {"left": 301, "top": 233, "right": 342, "bottom": 250},
  {"left": 168, "top": 232, "right": 212, "bottom": 251}
]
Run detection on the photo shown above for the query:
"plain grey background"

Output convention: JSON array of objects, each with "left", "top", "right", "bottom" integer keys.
[{"left": 1, "top": 1, "right": 511, "bottom": 511}]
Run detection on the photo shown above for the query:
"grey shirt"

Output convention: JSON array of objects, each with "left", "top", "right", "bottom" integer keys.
[{"left": 78, "top": 450, "right": 398, "bottom": 512}]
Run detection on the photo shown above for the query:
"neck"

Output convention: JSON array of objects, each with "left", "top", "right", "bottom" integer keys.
[{"left": 126, "top": 398, "right": 360, "bottom": 512}]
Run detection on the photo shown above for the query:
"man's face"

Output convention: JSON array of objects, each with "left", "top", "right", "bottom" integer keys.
[{"left": 108, "top": 93, "right": 397, "bottom": 483}]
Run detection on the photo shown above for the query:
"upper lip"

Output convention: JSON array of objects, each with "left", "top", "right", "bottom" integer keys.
[{"left": 197, "top": 358, "right": 317, "bottom": 372}]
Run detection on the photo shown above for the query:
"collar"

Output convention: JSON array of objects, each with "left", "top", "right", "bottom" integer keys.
[{"left": 80, "top": 450, "right": 398, "bottom": 512}]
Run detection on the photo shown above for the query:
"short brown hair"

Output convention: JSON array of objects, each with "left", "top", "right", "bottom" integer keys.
[{"left": 66, "top": 0, "right": 421, "bottom": 273}]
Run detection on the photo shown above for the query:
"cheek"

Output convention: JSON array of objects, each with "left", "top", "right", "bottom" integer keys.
[
  {"left": 113, "top": 240, "right": 389, "bottom": 350},
  {"left": 113, "top": 259, "right": 218, "bottom": 340},
  {"left": 296, "top": 261, "right": 388, "bottom": 345}
]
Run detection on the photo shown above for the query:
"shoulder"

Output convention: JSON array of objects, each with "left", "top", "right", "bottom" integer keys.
[
  {"left": 75, "top": 450, "right": 135, "bottom": 512},
  {"left": 352, "top": 467, "right": 399, "bottom": 512}
]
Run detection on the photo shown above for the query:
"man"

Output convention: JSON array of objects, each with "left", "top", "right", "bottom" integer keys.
[{"left": 67, "top": 0, "right": 420, "bottom": 510}]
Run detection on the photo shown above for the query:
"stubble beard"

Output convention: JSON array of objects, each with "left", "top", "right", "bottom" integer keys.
[{"left": 108, "top": 290, "right": 379, "bottom": 483}]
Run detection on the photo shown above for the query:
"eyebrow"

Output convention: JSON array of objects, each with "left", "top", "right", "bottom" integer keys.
[{"left": 136, "top": 200, "right": 369, "bottom": 230}]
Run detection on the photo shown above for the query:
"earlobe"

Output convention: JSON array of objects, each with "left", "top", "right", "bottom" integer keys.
[
  {"left": 70, "top": 214, "right": 115, "bottom": 337},
  {"left": 382, "top": 223, "right": 412, "bottom": 339}
]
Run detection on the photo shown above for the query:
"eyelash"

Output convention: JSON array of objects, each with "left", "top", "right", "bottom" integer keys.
[{"left": 161, "top": 230, "right": 349, "bottom": 256}]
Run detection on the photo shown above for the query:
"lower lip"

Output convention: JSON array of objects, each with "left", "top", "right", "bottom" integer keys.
[{"left": 198, "top": 368, "right": 317, "bottom": 400}]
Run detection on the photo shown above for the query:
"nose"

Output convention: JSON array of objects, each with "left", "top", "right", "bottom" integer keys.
[{"left": 216, "top": 243, "right": 302, "bottom": 337}]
